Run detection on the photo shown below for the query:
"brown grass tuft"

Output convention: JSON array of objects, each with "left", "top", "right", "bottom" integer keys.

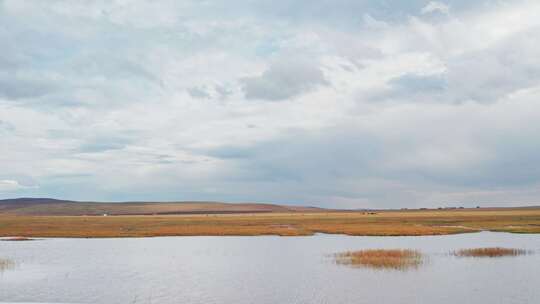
[
  {"left": 0, "top": 258, "right": 14, "bottom": 272},
  {"left": 452, "top": 247, "right": 529, "bottom": 258},
  {"left": 335, "top": 249, "right": 423, "bottom": 270}
]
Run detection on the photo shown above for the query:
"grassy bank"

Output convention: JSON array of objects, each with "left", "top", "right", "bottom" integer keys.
[{"left": 1, "top": 208, "right": 539, "bottom": 237}]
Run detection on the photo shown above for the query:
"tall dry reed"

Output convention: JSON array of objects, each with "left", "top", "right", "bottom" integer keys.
[
  {"left": 335, "top": 249, "right": 423, "bottom": 270},
  {"left": 0, "top": 258, "right": 14, "bottom": 272},
  {"left": 452, "top": 247, "right": 528, "bottom": 258}
]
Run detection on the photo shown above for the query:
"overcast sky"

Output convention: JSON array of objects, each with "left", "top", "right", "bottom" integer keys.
[{"left": 1, "top": 0, "right": 540, "bottom": 208}]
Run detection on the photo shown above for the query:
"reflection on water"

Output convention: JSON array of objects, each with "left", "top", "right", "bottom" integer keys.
[
  {"left": 1, "top": 236, "right": 36, "bottom": 242},
  {"left": 0, "top": 231, "right": 539, "bottom": 304}
]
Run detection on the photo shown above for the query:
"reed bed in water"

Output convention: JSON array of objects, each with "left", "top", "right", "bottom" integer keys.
[
  {"left": 452, "top": 247, "right": 529, "bottom": 258},
  {"left": 335, "top": 249, "right": 423, "bottom": 270},
  {"left": 0, "top": 258, "right": 14, "bottom": 272}
]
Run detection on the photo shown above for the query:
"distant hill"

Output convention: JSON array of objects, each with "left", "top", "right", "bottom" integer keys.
[{"left": 0, "top": 198, "right": 325, "bottom": 216}]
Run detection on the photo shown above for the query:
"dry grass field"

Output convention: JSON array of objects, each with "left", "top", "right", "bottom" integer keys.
[{"left": 1, "top": 208, "right": 539, "bottom": 238}]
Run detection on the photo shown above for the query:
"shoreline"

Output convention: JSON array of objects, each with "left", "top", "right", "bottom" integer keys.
[{"left": 0, "top": 230, "right": 518, "bottom": 240}]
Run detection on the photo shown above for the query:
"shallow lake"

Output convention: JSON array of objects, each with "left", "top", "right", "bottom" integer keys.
[{"left": 1, "top": 231, "right": 539, "bottom": 304}]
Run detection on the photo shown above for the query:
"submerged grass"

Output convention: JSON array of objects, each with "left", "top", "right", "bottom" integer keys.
[
  {"left": 335, "top": 249, "right": 424, "bottom": 270},
  {"left": 452, "top": 247, "right": 529, "bottom": 258},
  {"left": 0, "top": 258, "right": 14, "bottom": 272}
]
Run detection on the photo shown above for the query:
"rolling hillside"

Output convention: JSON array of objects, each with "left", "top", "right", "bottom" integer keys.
[{"left": 0, "top": 198, "right": 324, "bottom": 216}]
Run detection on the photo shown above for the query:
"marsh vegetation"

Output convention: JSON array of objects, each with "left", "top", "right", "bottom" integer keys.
[
  {"left": 1, "top": 208, "right": 540, "bottom": 238},
  {"left": 452, "top": 247, "right": 529, "bottom": 258},
  {"left": 0, "top": 258, "right": 14, "bottom": 272},
  {"left": 334, "top": 249, "right": 424, "bottom": 270}
]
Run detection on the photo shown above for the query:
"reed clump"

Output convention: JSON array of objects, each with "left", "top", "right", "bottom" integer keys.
[
  {"left": 452, "top": 247, "right": 528, "bottom": 258},
  {"left": 0, "top": 258, "right": 14, "bottom": 272},
  {"left": 335, "top": 249, "right": 423, "bottom": 270}
]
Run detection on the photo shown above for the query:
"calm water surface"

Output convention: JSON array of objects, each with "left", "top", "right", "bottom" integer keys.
[{"left": 1, "top": 231, "right": 539, "bottom": 304}]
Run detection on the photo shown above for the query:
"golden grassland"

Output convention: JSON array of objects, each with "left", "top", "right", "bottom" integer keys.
[
  {"left": 452, "top": 247, "right": 529, "bottom": 257},
  {"left": 0, "top": 208, "right": 539, "bottom": 238},
  {"left": 335, "top": 249, "right": 423, "bottom": 270}
]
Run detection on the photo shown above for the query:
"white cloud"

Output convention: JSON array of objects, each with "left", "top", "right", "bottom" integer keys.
[
  {"left": 421, "top": 1, "right": 450, "bottom": 15},
  {"left": 1, "top": 0, "right": 540, "bottom": 207},
  {"left": 0, "top": 180, "right": 32, "bottom": 192},
  {"left": 241, "top": 57, "right": 328, "bottom": 101}
]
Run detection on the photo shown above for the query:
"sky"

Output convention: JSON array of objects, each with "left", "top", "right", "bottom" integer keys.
[{"left": 1, "top": 0, "right": 540, "bottom": 208}]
